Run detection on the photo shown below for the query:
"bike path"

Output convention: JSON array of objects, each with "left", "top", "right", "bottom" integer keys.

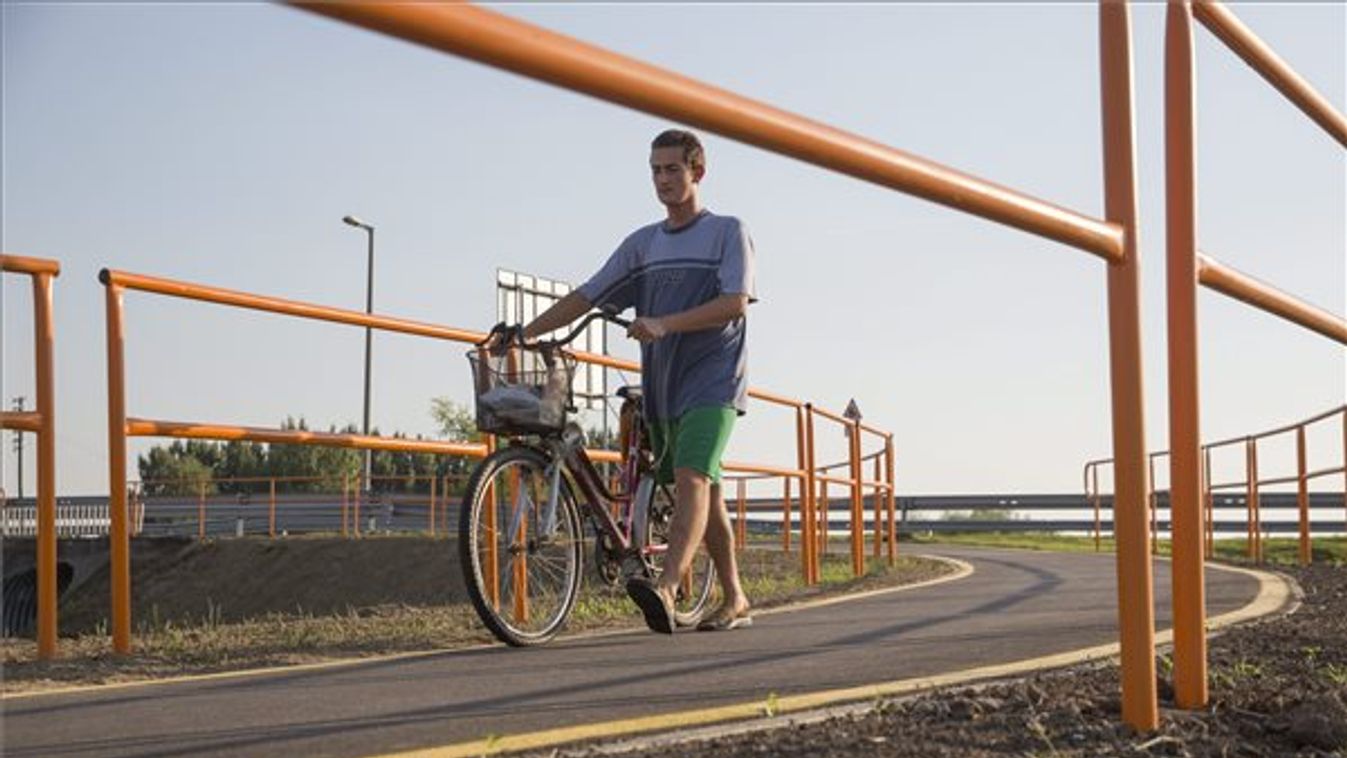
[{"left": 2, "top": 547, "right": 1275, "bottom": 758}]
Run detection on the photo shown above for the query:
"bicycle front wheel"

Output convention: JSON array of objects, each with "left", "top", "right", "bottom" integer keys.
[{"left": 459, "top": 446, "right": 583, "bottom": 646}]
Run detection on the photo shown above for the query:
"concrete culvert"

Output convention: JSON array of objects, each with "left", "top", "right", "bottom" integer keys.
[{"left": 2, "top": 562, "right": 74, "bottom": 637}]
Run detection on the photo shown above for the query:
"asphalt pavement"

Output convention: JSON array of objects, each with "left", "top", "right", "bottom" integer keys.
[{"left": 1, "top": 546, "right": 1270, "bottom": 758}]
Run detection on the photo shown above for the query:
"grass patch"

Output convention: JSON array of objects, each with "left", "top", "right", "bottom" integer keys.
[{"left": 904, "top": 531, "right": 1347, "bottom": 565}]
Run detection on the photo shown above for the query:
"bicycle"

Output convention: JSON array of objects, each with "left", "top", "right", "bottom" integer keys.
[{"left": 459, "top": 312, "right": 716, "bottom": 646}]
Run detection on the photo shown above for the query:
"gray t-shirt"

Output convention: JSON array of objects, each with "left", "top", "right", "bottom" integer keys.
[{"left": 578, "top": 210, "right": 757, "bottom": 421}]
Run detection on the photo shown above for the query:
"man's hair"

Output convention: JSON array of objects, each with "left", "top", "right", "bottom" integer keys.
[{"left": 651, "top": 129, "right": 705, "bottom": 173}]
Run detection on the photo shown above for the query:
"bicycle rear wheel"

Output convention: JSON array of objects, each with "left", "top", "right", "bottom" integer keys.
[
  {"left": 644, "top": 482, "right": 717, "bottom": 628},
  {"left": 459, "top": 446, "right": 583, "bottom": 646}
]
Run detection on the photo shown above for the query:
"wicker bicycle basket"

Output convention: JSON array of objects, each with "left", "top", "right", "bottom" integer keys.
[{"left": 468, "top": 344, "right": 577, "bottom": 436}]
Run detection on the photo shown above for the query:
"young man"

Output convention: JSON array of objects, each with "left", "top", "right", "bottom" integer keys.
[{"left": 514, "top": 129, "right": 756, "bottom": 634}]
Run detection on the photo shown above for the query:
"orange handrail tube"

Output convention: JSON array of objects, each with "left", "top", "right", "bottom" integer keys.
[
  {"left": 126, "top": 418, "right": 491, "bottom": 457},
  {"left": 288, "top": 2, "right": 1124, "bottom": 263},
  {"left": 1, "top": 254, "right": 60, "bottom": 660},
  {"left": 2, "top": 254, "right": 61, "bottom": 276},
  {"left": 0, "top": 412, "right": 42, "bottom": 433},
  {"left": 1192, "top": 1, "right": 1347, "bottom": 148},
  {"left": 1196, "top": 256, "right": 1347, "bottom": 345}
]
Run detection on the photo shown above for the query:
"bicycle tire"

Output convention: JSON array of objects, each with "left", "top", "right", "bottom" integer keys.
[{"left": 459, "top": 446, "right": 584, "bottom": 647}]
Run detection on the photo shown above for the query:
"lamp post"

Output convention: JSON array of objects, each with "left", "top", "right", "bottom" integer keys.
[{"left": 342, "top": 215, "right": 375, "bottom": 496}]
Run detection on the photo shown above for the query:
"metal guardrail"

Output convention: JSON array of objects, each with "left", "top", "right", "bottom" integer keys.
[
  {"left": 12, "top": 491, "right": 1337, "bottom": 540},
  {"left": 1, "top": 502, "right": 143, "bottom": 538}
]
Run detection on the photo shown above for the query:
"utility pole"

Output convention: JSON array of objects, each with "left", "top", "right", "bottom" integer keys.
[{"left": 11, "top": 396, "right": 25, "bottom": 500}]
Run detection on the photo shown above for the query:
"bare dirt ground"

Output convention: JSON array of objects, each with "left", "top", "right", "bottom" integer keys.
[
  {"left": 573, "top": 562, "right": 1347, "bottom": 758},
  {"left": 0, "top": 536, "right": 949, "bottom": 693}
]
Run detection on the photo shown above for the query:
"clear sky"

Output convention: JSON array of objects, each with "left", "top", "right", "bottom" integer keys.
[{"left": 3, "top": 2, "right": 1344, "bottom": 498}]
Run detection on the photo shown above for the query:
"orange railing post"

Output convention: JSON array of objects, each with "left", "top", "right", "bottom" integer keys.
[
  {"left": 1148, "top": 455, "right": 1159, "bottom": 556},
  {"left": 484, "top": 435, "right": 499, "bottom": 610},
  {"left": 885, "top": 435, "right": 897, "bottom": 566},
  {"left": 353, "top": 474, "right": 363, "bottom": 538},
  {"left": 1101, "top": 0, "right": 1158, "bottom": 730},
  {"left": 1244, "top": 438, "right": 1255, "bottom": 562},
  {"left": 1, "top": 255, "right": 61, "bottom": 659},
  {"left": 736, "top": 479, "right": 747, "bottom": 550},
  {"left": 1296, "top": 425, "right": 1310, "bottom": 566},
  {"left": 872, "top": 452, "right": 882, "bottom": 561},
  {"left": 1203, "top": 447, "right": 1215, "bottom": 559},
  {"left": 429, "top": 473, "right": 437, "bottom": 536},
  {"left": 804, "top": 404, "right": 819, "bottom": 585},
  {"left": 848, "top": 421, "right": 864, "bottom": 578},
  {"left": 1163, "top": 4, "right": 1206, "bottom": 710},
  {"left": 1089, "top": 463, "right": 1101, "bottom": 553},
  {"left": 1243, "top": 439, "right": 1255, "bottom": 559},
  {"left": 102, "top": 274, "right": 133, "bottom": 654}
]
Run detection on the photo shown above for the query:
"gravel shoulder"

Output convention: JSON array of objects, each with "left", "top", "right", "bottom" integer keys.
[{"left": 563, "top": 561, "right": 1346, "bottom": 758}]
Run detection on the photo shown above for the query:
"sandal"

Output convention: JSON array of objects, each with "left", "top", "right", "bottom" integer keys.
[
  {"left": 696, "top": 605, "right": 753, "bottom": 632},
  {"left": 625, "top": 577, "right": 675, "bottom": 635}
]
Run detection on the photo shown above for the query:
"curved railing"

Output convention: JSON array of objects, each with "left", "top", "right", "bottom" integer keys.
[
  {"left": 0, "top": 254, "right": 60, "bottom": 660},
  {"left": 100, "top": 267, "right": 894, "bottom": 652},
  {"left": 1085, "top": 405, "right": 1346, "bottom": 561}
]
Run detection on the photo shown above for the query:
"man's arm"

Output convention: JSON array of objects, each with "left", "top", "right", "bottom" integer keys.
[
  {"left": 627, "top": 294, "right": 748, "bottom": 343},
  {"left": 523, "top": 290, "right": 594, "bottom": 341}
]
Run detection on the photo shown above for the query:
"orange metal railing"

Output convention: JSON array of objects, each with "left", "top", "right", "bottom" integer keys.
[
  {"left": 1088, "top": 406, "right": 1346, "bottom": 565},
  {"left": 133, "top": 473, "right": 470, "bottom": 539},
  {"left": 724, "top": 432, "right": 896, "bottom": 582},
  {"left": 1164, "top": 0, "right": 1347, "bottom": 710},
  {"left": 288, "top": 0, "right": 1158, "bottom": 729},
  {"left": 0, "top": 254, "right": 60, "bottom": 659},
  {"left": 100, "top": 266, "right": 892, "bottom": 652}
]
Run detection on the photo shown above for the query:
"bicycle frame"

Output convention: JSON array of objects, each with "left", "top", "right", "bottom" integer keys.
[
  {"left": 557, "top": 397, "right": 662, "bottom": 559},
  {"left": 487, "top": 310, "right": 666, "bottom": 561}
]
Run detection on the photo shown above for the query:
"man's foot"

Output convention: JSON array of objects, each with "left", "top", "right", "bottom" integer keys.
[
  {"left": 625, "top": 577, "right": 675, "bottom": 635},
  {"left": 696, "top": 600, "right": 753, "bottom": 632}
]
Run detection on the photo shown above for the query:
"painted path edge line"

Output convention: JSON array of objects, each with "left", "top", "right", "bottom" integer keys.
[{"left": 365, "top": 560, "right": 1292, "bottom": 758}]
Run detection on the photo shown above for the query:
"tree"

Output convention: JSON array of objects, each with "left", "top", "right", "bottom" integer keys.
[
  {"left": 430, "top": 398, "right": 481, "bottom": 443},
  {"left": 138, "top": 442, "right": 217, "bottom": 496},
  {"left": 430, "top": 398, "right": 483, "bottom": 492}
]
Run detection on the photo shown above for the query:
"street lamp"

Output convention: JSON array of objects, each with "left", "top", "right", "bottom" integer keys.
[{"left": 342, "top": 215, "right": 375, "bottom": 496}]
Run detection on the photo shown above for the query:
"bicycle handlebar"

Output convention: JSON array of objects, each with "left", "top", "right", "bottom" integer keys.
[
  {"left": 481, "top": 310, "right": 631, "bottom": 351},
  {"left": 549, "top": 310, "right": 631, "bottom": 347}
]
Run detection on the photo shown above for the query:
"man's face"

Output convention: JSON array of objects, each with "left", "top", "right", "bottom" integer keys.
[{"left": 650, "top": 146, "right": 701, "bottom": 206}]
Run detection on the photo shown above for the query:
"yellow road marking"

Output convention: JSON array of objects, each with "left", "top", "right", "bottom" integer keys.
[
  {"left": 0, "top": 554, "right": 969, "bottom": 701},
  {"left": 364, "top": 561, "right": 1291, "bottom": 758}
]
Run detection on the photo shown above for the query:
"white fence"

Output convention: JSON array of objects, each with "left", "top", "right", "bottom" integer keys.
[{"left": 1, "top": 502, "right": 144, "bottom": 538}]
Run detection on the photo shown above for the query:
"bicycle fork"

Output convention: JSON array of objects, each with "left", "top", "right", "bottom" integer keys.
[{"left": 504, "top": 456, "right": 565, "bottom": 549}]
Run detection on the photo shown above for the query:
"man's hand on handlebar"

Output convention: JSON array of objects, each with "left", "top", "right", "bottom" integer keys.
[
  {"left": 482, "top": 322, "right": 524, "bottom": 353},
  {"left": 626, "top": 316, "right": 667, "bottom": 344}
]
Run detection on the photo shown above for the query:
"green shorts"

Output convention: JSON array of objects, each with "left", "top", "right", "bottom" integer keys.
[{"left": 648, "top": 406, "right": 737, "bottom": 486}]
